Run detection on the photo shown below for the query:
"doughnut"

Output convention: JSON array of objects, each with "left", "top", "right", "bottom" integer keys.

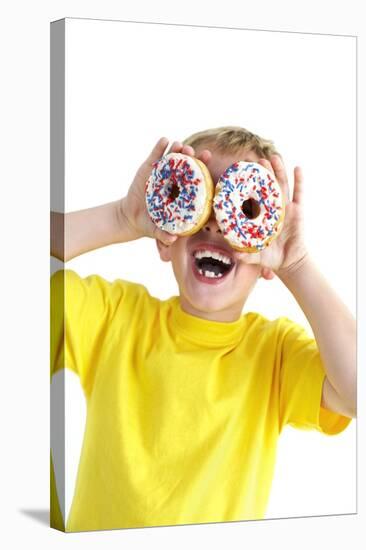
[
  {"left": 213, "top": 161, "right": 285, "bottom": 252},
  {"left": 145, "top": 153, "right": 214, "bottom": 236}
]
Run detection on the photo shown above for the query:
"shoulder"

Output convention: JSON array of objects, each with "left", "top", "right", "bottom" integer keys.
[
  {"left": 243, "top": 311, "right": 298, "bottom": 336},
  {"left": 242, "top": 312, "right": 313, "bottom": 354},
  {"left": 51, "top": 269, "right": 161, "bottom": 310}
]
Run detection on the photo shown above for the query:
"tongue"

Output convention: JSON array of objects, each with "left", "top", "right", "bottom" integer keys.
[{"left": 199, "top": 259, "right": 223, "bottom": 276}]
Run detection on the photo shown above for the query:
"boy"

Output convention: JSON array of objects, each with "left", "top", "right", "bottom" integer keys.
[{"left": 51, "top": 126, "right": 356, "bottom": 532}]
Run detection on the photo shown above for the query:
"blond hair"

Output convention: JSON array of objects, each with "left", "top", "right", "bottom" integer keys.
[{"left": 182, "top": 126, "right": 280, "bottom": 159}]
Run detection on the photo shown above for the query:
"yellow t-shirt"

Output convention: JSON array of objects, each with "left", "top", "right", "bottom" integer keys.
[{"left": 50, "top": 269, "right": 351, "bottom": 532}]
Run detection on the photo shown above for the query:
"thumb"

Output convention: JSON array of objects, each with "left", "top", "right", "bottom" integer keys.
[
  {"left": 146, "top": 137, "right": 169, "bottom": 165},
  {"left": 151, "top": 224, "right": 178, "bottom": 246},
  {"left": 261, "top": 267, "right": 275, "bottom": 280}
]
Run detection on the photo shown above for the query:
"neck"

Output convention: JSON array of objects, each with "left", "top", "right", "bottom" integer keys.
[{"left": 179, "top": 295, "right": 246, "bottom": 322}]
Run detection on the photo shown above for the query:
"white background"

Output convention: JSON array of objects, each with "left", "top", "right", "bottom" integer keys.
[
  {"left": 1, "top": 0, "right": 365, "bottom": 549},
  {"left": 58, "top": 17, "right": 356, "bottom": 524}
]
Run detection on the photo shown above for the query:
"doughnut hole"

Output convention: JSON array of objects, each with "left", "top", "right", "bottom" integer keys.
[
  {"left": 242, "top": 198, "right": 261, "bottom": 219},
  {"left": 169, "top": 183, "right": 180, "bottom": 200}
]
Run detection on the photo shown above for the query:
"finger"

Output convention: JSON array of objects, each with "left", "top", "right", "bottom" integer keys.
[
  {"left": 151, "top": 224, "right": 178, "bottom": 246},
  {"left": 181, "top": 144, "right": 195, "bottom": 157},
  {"left": 292, "top": 166, "right": 304, "bottom": 205},
  {"left": 167, "top": 141, "right": 183, "bottom": 154},
  {"left": 258, "top": 158, "right": 275, "bottom": 176},
  {"left": 270, "top": 154, "right": 290, "bottom": 203},
  {"left": 261, "top": 267, "right": 275, "bottom": 280},
  {"left": 147, "top": 137, "right": 170, "bottom": 165}
]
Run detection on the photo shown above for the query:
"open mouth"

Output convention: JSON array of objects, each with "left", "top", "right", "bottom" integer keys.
[{"left": 192, "top": 248, "right": 235, "bottom": 282}]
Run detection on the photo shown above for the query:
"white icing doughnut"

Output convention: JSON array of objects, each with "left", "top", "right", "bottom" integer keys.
[
  {"left": 213, "top": 161, "right": 285, "bottom": 252},
  {"left": 145, "top": 153, "right": 213, "bottom": 235}
]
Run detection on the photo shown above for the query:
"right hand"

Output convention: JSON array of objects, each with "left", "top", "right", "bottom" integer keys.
[{"left": 119, "top": 138, "right": 212, "bottom": 246}]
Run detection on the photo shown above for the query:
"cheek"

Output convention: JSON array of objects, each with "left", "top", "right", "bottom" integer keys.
[
  {"left": 169, "top": 238, "right": 190, "bottom": 264},
  {"left": 170, "top": 246, "right": 189, "bottom": 275},
  {"left": 236, "top": 262, "right": 261, "bottom": 283}
]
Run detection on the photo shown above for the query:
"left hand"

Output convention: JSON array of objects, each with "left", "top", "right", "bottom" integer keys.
[{"left": 238, "top": 155, "right": 308, "bottom": 279}]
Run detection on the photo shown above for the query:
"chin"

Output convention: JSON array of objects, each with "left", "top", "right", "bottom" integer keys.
[
  {"left": 188, "top": 296, "right": 227, "bottom": 315},
  {"left": 180, "top": 280, "right": 243, "bottom": 318}
]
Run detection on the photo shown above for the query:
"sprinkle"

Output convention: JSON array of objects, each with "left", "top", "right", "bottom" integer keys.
[
  {"left": 213, "top": 161, "right": 283, "bottom": 251},
  {"left": 145, "top": 153, "right": 207, "bottom": 233}
]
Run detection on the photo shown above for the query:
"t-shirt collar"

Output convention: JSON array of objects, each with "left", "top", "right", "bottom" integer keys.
[{"left": 170, "top": 296, "right": 247, "bottom": 346}]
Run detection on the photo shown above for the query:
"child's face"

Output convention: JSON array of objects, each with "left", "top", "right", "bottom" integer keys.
[{"left": 157, "top": 146, "right": 264, "bottom": 322}]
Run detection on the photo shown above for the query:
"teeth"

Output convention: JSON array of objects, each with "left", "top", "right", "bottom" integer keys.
[
  {"left": 219, "top": 254, "right": 231, "bottom": 265},
  {"left": 196, "top": 267, "right": 224, "bottom": 279},
  {"left": 202, "top": 270, "right": 223, "bottom": 279},
  {"left": 194, "top": 249, "right": 232, "bottom": 265}
]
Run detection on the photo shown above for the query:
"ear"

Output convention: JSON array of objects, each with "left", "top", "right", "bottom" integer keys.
[
  {"left": 155, "top": 239, "right": 172, "bottom": 262},
  {"left": 260, "top": 267, "right": 275, "bottom": 280}
]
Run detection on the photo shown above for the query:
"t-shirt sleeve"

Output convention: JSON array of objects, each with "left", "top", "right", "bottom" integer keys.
[
  {"left": 278, "top": 318, "right": 352, "bottom": 435},
  {"left": 50, "top": 269, "right": 132, "bottom": 395}
]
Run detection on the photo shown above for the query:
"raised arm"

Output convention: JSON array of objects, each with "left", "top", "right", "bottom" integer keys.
[
  {"left": 51, "top": 138, "right": 213, "bottom": 262},
  {"left": 278, "top": 256, "right": 356, "bottom": 418},
  {"left": 239, "top": 155, "right": 356, "bottom": 419},
  {"left": 50, "top": 138, "right": 178, "bottom": 262},
  {"left": 51, "top": 200, "right": 131, "bottom": 262}
]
